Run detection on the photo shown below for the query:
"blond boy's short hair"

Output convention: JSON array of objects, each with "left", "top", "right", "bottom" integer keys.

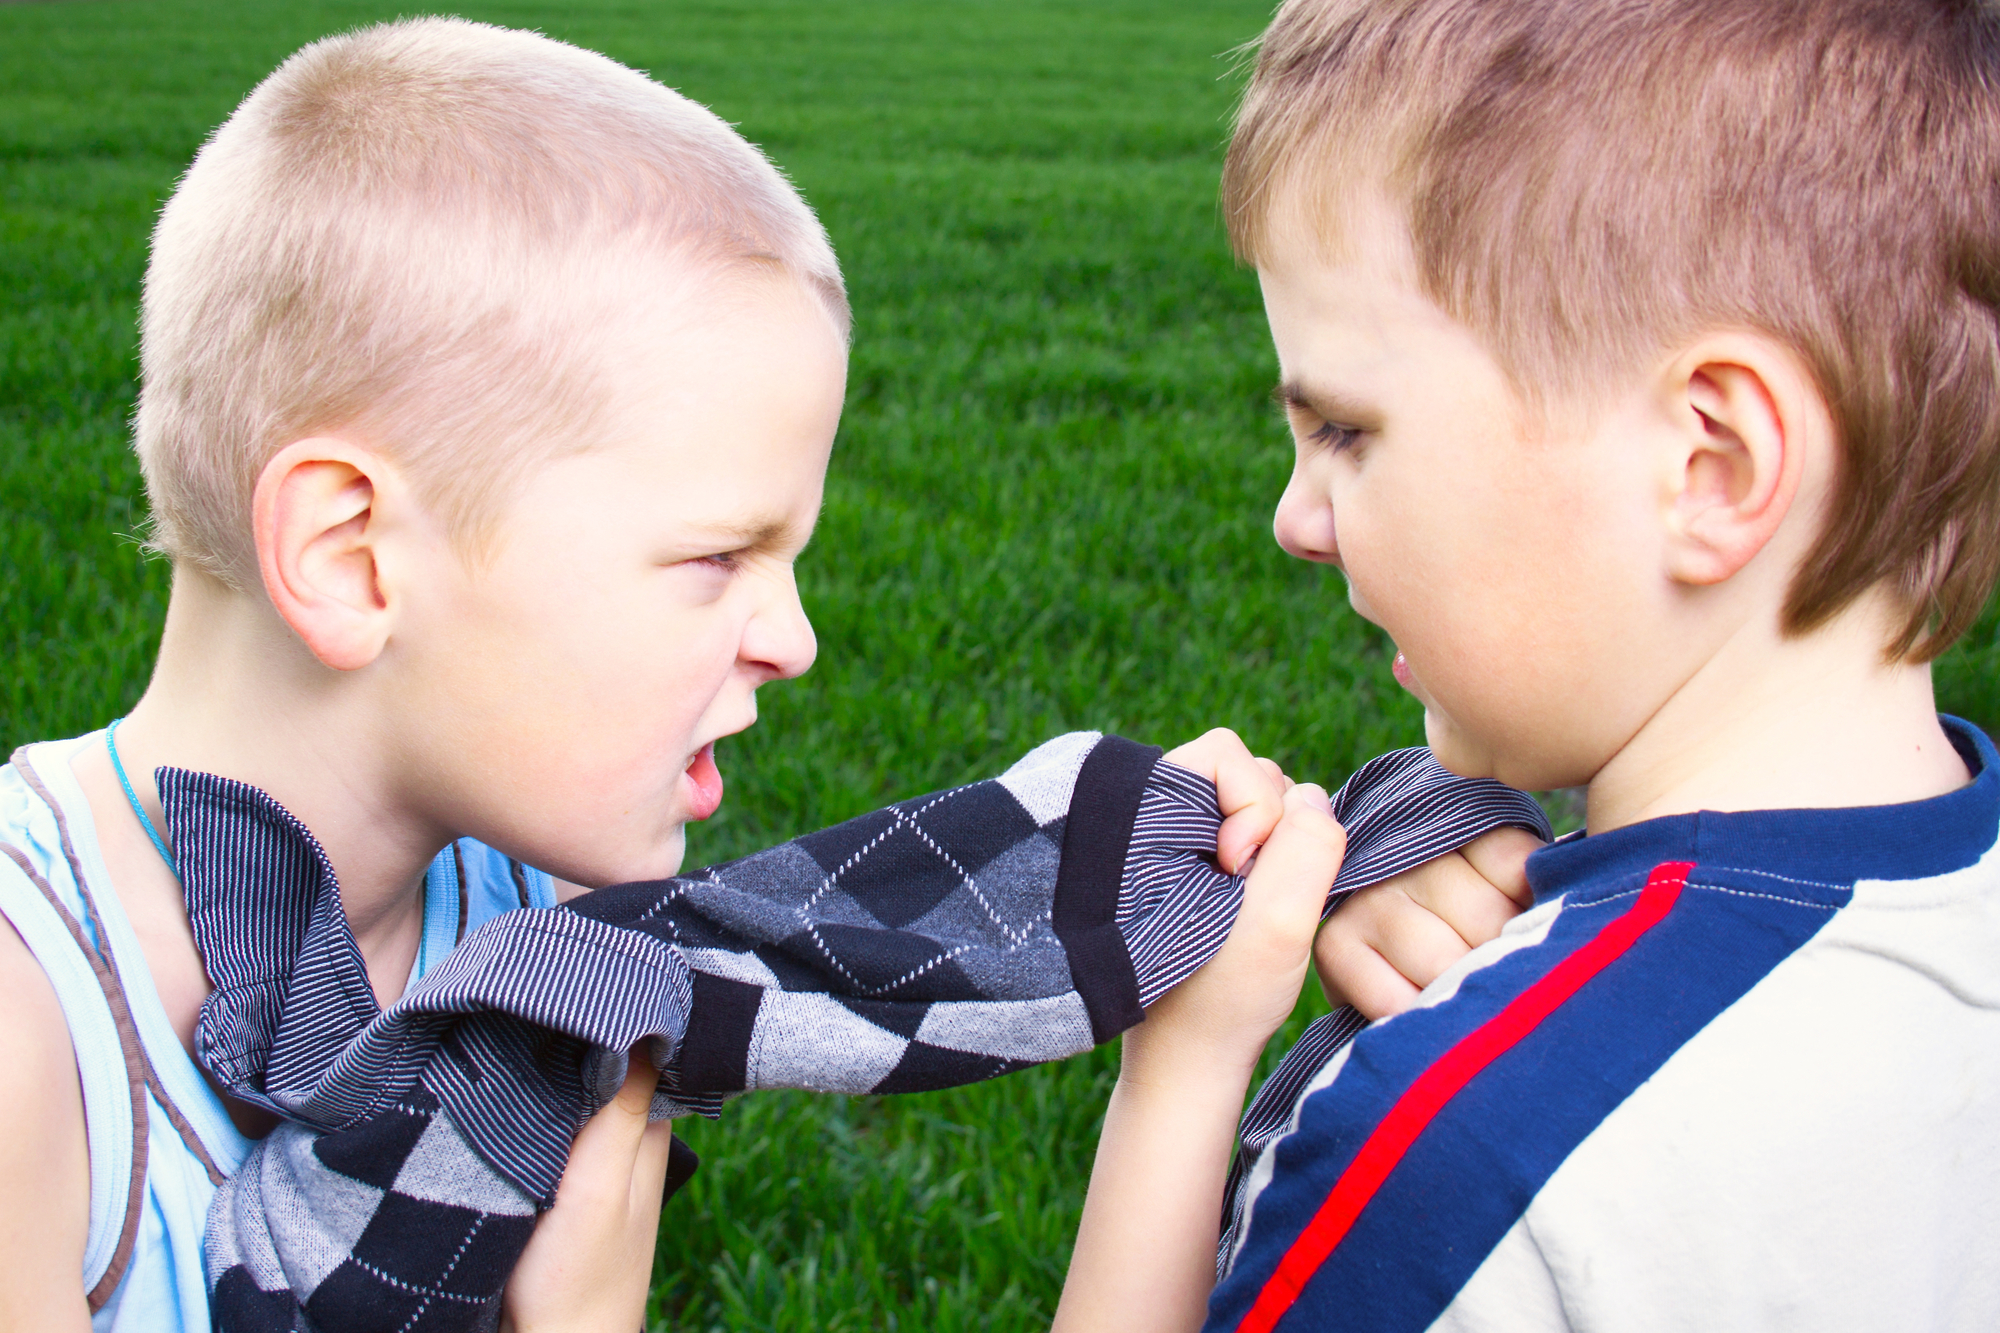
[
  {"left": 1225, "top": 0, "right": 2000, "bottom": 661},
  {"left": 137, "top": 18, "right": 848, "bottom": 585}
]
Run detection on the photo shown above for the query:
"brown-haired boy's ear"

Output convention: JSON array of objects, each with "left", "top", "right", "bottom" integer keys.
[
  {"left": 1658, "top": 333, "right": 1821, "bottom": 589},
  {"left": 253, "top": 438, "right": 400, "bottom": 671}
]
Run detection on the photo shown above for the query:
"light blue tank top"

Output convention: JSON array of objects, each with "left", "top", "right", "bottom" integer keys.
[{"left": 0, "top": 732, "right": 556, "bottom": 1331}]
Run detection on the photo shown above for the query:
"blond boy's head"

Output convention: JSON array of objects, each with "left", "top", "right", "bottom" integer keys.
[
  {"left": 1227, "top": 0, "right": 2000, "bottom": 664},
  {"left": 136, "top": 17, "right": 848, "bottom": 586}
]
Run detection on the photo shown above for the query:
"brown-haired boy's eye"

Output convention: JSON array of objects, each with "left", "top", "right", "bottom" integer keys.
[{"left": 1309, "top": 421, "right": 1361, "bottom": 452}]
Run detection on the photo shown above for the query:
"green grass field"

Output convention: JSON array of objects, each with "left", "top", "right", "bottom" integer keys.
[{"left": 5, "top": 1, "right": 1998, "bottom": 1327}]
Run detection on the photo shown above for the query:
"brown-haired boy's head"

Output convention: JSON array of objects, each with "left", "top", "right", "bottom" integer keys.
[
  {"left": 1231, "top": 0, "right": 2000, "bottom": 802},
  {"left": 1231, "top": 0, "right": 2000, "bottom": 659}
]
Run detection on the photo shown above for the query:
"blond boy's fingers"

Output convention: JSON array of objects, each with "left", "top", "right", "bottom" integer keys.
[
  {"left": 1389, "top": 852, "right": 1523, "bottom": 951},
  {"left": 503, "top": 1047, "right": 669, "bottom": 1331},
  {"left": 1459, "top": 826, "right": 1545, "bottom": 908},
  {"left": 569, "top": 1048, "right": 661, "bottom": 1176},
  {"left": 629, "top": 1120, "right": 675, "bottom": 1212}
]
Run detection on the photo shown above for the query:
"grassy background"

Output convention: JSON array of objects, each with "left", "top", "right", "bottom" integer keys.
[{"left": 4, "top": 1, "right": 1997, "bottom": 1327}]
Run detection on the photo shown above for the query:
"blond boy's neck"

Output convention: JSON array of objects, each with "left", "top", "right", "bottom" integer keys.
[
  {"left": 111, "top": 565, "right": 446, "bottom": 997},
  {"left": 1587, "top": 590, "right": 1970, "bottom": 835}
]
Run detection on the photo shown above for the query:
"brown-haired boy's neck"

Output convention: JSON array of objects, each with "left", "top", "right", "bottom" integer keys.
[{"left": 1581, "top": 589, "right": 1969, "bottom": 834}]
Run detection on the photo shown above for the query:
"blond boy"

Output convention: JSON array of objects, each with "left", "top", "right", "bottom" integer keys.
[
  {"left": 1057, "top": 0, "right": 2000, "bottom": 1328},
  {"left": 0, "top": 19, "right": 847, "bottom": 1329},
  {"left": 0, "top": 18, "right": 1544, "bottom": 1330}
]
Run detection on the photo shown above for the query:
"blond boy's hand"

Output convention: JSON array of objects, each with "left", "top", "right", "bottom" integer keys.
[
  {"left": 500, "top": 1049, "right": 672, "bottom": 1333},
  {"left": 1313, "top": 826, "right": 1545, "bottom": 1019},
  {"left": 1162, "top": 727, "right": 1295, "bottom": 875}
]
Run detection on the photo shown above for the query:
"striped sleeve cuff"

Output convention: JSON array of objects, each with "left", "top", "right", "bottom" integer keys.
[
  {"left": 1118, "top": 759, "right": 1245, "bottom": 1006},
  {"left": 1116, "top": 749, "right": 1555, "bottom": 1008}
]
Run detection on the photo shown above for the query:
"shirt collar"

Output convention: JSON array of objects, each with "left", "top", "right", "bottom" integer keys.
[{"left": 1526, "top": 716, "right": 2000, "bottom": 903}]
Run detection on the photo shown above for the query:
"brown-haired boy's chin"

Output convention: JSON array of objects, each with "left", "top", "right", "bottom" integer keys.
[
  {"left": 1420, "top": 712, "right": 1585, "bottom": 797},
  {"left": 1418, "top": 713, "right": 1491, "bottom": 784}
]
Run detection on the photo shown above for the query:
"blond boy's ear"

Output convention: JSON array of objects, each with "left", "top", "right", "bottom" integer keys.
[
  {"left": 252, "top": 438, "right": 404, "bottom": 671},
  {"left": 1656, "top": 332, "right": 1826, "bottom": 589}
]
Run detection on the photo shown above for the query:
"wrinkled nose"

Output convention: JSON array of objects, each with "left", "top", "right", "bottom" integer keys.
[
  {"left": 1273, "top": 467, "right": 1341, "bottom": 566},
  {"left": 744, "top": 571, "right": 818, "bottom": 682}
]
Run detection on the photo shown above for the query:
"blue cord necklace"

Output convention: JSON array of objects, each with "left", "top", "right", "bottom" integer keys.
[
  {"left": 106, "top": 717, "right": 180, "bottom": 880},
  {"left": 105, "top": 718, "right": 432, "bottom": 977}
]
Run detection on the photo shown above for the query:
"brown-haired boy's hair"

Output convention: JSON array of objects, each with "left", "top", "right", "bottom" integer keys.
[{"left": 1224, "top": 0, "right": 2000, "bottom": 661}]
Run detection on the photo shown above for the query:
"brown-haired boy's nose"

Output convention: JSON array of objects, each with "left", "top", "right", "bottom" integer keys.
[{"left": 1274, "top": 475, "right": 1341, "bottom": 567}]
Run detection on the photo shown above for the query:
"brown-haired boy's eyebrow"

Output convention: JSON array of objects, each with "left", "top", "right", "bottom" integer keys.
[{"left": 1273, "top": 378, "right": 1377, "bottom": 428}]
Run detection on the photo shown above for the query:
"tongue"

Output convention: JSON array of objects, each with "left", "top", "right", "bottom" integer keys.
[{"left": 685, "top": 744, "right": 724, "bottom": 821}]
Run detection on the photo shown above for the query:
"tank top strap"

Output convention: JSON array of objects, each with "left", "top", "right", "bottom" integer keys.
[
  {"left": 2, "top": 745, "right": 227, "bottom": 1312},
  {"left": 409, "top": 840, "right": 558, "bottom": 987}
]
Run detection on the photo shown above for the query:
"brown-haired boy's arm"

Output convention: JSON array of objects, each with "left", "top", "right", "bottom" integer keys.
[
  {"left": 1054, "top": 785, "right": 1345, "bottom": 1333},
  {"left": 0, "top": 918, "right": 92, "bottom": 1333}
]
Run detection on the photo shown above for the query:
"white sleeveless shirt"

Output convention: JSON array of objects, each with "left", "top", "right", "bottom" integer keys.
[{"left": 0, "top": 732, "right": 555, "bottom": 1330}]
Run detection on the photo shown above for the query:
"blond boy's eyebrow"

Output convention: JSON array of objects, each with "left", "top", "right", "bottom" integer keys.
[
  {"left": 1273, "top": 378, "right": 1375, "bottom": 427},
  {"left": 685, "top": 516, "right": 807, "bottom": 549}
]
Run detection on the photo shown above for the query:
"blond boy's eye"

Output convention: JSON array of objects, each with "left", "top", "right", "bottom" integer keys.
[{"left": 691, "top": 551, "right": 741, "bottom": 570}]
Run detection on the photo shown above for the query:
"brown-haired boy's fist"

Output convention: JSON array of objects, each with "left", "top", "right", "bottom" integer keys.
[{"left": 1313, "top": 825, "right": 1544, "bottom": 1018}]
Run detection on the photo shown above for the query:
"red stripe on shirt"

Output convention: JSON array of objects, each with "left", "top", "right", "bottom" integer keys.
[{"left": 1234, "top": 860, "right": 1694, "bottom": 1333}]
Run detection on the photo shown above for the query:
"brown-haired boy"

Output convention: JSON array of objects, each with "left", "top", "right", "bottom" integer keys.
[{"left": 1055, "top": 1, "right": 2000, "bottom": 1327}]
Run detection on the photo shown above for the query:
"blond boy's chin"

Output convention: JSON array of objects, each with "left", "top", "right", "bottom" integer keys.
[{"left": 531, "top": 807, "right": 693, "bottom": 897}]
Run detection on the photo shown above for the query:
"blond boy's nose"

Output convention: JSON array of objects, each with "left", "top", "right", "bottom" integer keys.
[{"left": 744, "top": 578, "right": 818, "bottom": 681}]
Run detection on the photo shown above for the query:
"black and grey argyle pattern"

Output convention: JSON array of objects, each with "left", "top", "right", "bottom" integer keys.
[
  {"left": 633, "top": 729, "right": 1156, "bottom": 1101},
  {"left": 208, "top": 1088, "right": 532, "bottom": 1333},
  {"left": 177, "top": 732, "right": 1546, "bottom": 1332},
  {"left": 186, "top": 731, "right": 1169, "bottom": 1332}
]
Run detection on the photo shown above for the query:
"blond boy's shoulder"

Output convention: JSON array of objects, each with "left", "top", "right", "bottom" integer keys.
[{"left": 0, "top": 908, "right": 90, "bottom": 1329}]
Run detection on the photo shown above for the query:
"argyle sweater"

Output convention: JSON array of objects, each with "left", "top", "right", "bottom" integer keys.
[{"left": 171, "top": 732, "right": 1546, "bottom": 1333}]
